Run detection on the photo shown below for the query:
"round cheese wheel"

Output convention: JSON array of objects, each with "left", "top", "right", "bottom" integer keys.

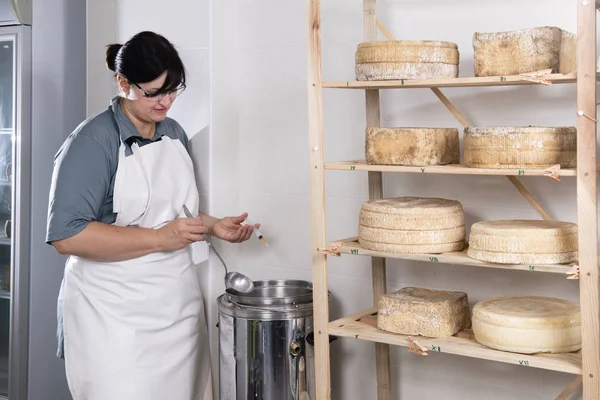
[
  {"left": 464, "top": 126, "right": 577, "bottom": 169},
  {"left": 359, "top": 239, "right": 465, "bottom": 254},
  {"left": 358, "top": 225, "right": 465, "bottom": 245},
  {"left": 472, "top": 296, "right": 581, "bottom": 354},
  {"left": 359, "top": 197, "right": 464, "bottom": 230},
  {"left": 467, "top": 220, "right": 578, "bottom": 264},
  {"left": 355, "top": 40, "right": 459, "bottom": 80},
  {"left": 361, "top": 197, "right": 463, "bottom": 216}
]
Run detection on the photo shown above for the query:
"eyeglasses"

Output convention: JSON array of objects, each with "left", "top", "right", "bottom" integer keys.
[{"left": 131, "top": 82, "right": 186, "bottom": 102}]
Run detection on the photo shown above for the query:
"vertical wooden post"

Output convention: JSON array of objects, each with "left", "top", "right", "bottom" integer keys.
[
  {"left": 306, "top": 0, "right": 331, "bottom": 399},
  {"left": 576, "top": 0, "right": 599, "bottom": 398},
  {"left": 364, "top": 2, "right": 392, "bottom": 399}
]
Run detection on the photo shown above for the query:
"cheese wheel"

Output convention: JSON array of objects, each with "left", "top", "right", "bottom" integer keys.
[
  {"left": 467, "top": 220, "right": 578, "bottom": 264},
  {"left": 365, "top": 127, "right": 460, "bottom": 166},
  {"left": 359, "top": 225, "right": 465, "bottom": 245},
  {"left": 361, "top": 197, "right": 463, "bottom": 216},
  {"left": 464, "top": 126, "right": 577, "bottom": 169},
  {"left": 355, "top": 40, "right": 459, "bottom": 80},
  {"left": 358, "top": 197, "right": 466, "bottom": 253},
  {"left": 378, "top": 287, "right": 471, "bottom": 337},
  {"left": 360, "top": 239, "right": 465, "bottom": 254},
  {"left": 359, "top": 209, "right": 465, "bottom": 231},
  {"left": 472, "top": 296, "right": 581, "bottom": 354},
  {"left": 473, "top": 26, "right": 576, "bottom": 77}
]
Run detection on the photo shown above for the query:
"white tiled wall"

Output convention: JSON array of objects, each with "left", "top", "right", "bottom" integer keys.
[{"left": 211, "top": 0, "right": 594, "bottom": 399}]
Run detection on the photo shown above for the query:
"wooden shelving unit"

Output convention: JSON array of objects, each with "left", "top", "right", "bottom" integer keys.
[{"left": 306, "top": 0, "right": 599, "bottom": 399}]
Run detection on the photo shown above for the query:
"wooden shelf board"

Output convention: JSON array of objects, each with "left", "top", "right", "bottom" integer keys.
[
  {"left": 322, "top": 238, "right": 575, "bottom": 274},
  {"left": 324, "top": 160, "right": 578, "bottom": 177},
  {"left": 323, "top": 73, "right": 578, "bottom": 89},
  {"left": 328, "top": 308, "right": 582, "bottom": 375}
]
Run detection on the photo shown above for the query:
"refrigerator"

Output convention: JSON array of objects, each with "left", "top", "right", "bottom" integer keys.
[{"left": 0, "top": 1, "right": 31, "bottom": 399}]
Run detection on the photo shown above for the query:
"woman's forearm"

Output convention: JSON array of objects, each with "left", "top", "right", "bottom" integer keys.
[
  {"left": 50, "top": 221, "right": 162, "bottom": 262},
  {"left": 199, "top": 213, "right": 218, "bottom": 235}
]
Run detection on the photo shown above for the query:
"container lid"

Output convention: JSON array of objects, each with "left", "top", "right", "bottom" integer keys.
[{"left": 225, "top": 279, "right": 313, "bottom": 306}]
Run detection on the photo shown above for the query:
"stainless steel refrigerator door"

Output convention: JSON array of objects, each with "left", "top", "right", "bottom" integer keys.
[{"left": 0, "top": 23, "right": 31, "bottom": 400}]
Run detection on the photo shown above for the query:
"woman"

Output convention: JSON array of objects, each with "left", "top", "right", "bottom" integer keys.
[{"left": 46, "top": 31, "right": 256, "bottom": 400}]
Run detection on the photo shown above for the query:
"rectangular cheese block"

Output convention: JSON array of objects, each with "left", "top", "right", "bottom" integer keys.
[
  {"left": 473, "top": 26, "right": 576, "bottom": 77},
  {"left": 365, "top": 127, "right": 459, "bottom": 166},
  {"left": 377, "top": 287, "right": 471, "bottom": 337}
]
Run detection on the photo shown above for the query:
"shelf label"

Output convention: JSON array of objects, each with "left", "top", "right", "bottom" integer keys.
[
  {"left": 420, "top": 168, "right": 426, "bottom": 173},
  {"left": 518, "top": 360, "right": 529, "bottom": 366},
  {"left": 500, "top": 76, "right": 506, "bottom": 81},
  {"left": 528, "top": 265, "right": 536, "bottom": 271},
  {"left": 431, "top": 345, "right": 441, "bottom": 352},
  {"left": 350, "top": 165, "right": 356, "bottom": 171},
  {"left": 518, "top": 170, "right": 525, "bottom": 175},
  {"left": 429, "top": 257, "right": 439, "bottom": 263},
  {"left": 401, "top": 79, "right": 405, "bottom": 86},
  {"left": 351, "top": 249, "right": 359, "bottom": 255}
]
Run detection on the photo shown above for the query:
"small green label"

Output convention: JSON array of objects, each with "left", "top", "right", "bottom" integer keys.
[
  {"left": 431, "top": 345, "right": 441, "bottom": 352},
  {"left": 518, "top": 170, "right": 525, "bottom": 175},
  {"left": 421, "top": 168, "right": 425, "bottom": 173},
  {"left": 351, "top": 249, "right": 358, "bottom": 255},
  {"left": 500, "top": 76, "right": 506, "bottom": 81},
  {"left": 528, "top": 265, "right": 536, "bottom": 271},
  {"left": 350, "top": 165, "right": 356, "bottom": 171},
  {"left": 401, "top": 79, "right": 405, "bottom": 85},
  {"left": 519, "top": 360, "right": 529, "bottom": 366},
  {"left": 429, "top": 257, "right": 439, "bottom": 263}
]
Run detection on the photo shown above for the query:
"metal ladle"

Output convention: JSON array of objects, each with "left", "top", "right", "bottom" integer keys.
[{"left": 182, "top": 205, "right": 255, "bottom": 293}]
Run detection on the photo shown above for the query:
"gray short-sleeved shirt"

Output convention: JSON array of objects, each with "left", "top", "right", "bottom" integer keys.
[{"left": 46, "top": 96, "right": 190, "bottom": 244}]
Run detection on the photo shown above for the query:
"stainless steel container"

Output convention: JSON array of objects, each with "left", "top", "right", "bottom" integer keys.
[{"left": 217, "top": 279, "right": 317, "bottom": 400}]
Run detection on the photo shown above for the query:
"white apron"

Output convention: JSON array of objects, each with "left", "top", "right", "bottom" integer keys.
[{"left": 59, "top": 135, "right": 213, "bottom": 400}]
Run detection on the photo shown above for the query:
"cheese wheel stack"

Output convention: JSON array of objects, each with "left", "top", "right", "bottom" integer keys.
[
  {"left": 355, "top": 40, "right": 460, "bottom": 81},
  {"left": 473, "top": 26, "right": 577, "bottom": 76},
  {"left": 467, "top": 220, "right": 578, "bottom": 264},
  {"left": 365, "top": 127, "right": 460, "bottom": 166},
  {"left": 464, "top": 126, "right": 577, "bottom": 169},
  {"left": 472, "top": 296, "right": 581, "bottom": 354},
  {"left": 378, "top": 287, "right": 471, "bottom": 337},
  {"left": 358, "top": 197, "right": 466, "bottom": 254}
]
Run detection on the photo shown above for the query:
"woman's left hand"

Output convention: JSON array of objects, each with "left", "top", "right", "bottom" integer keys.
[{"left": 213, "top": 213, "right": 260, "bottom": 243}]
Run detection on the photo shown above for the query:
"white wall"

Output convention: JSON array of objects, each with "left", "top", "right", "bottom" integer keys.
[
  {"left": 211, "top": 0, "right": 593, "bottom": 399},
  {"left": 29, "top": 1, "right": 86, "bottom": 399}
]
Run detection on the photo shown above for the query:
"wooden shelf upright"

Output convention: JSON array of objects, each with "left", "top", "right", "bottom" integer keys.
[{"left": 306, "top": 0, "right": 600, "bottom": 399}]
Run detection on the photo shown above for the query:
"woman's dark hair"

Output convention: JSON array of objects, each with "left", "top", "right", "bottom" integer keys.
[{"left": 105, "top": 31, "right": 185, "bottom": 95}]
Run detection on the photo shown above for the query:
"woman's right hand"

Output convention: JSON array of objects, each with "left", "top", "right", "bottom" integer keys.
[{"left": 156, "top": 216, "right": 207, "bottom": 251}]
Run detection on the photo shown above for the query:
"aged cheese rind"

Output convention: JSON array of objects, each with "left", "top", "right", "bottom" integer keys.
[
  {"left": 467, "top": 220, "right": 578, "bottom": 264},
  {"left": 473, "top": 26, "right": 577, "bottom": 77},
  {"left": 360, "top": 239, "right": 465, "bottom": 254},
  {"left": 559, "top": 31, "right": 577, "bottom": 74},
  {"left": 359, "top": 210, "right": 465, "bottom": 231},
  {"left": 466, "top": 248, "right": 578, "bottom": 265},
  {"left": 356, "top": 40, "right": 460, "bottom": 81},
  {"left": 464, "top": 126, "right": 577, "bottom": 169},
  {"left": 356, "top": 41, "right": 459, "bottom": 64},
  {"left": 358, "top": 197, "right": 466, "bottom": 253},
  {"left": 361, "top": 197, "right": 463, "bottom": 216},
  {"left": 356, "top": 62, "right": 458, "bottom": 81},
  {"left": 472, "top": 296, "right": 581, "bottom": 354},
  {"left": 359, "top": 225, "right": 465, "bottom": 245},
  {"left": 365, "top": 127, "right": 460, "bottom": 166},
  {"left": 469, "top": 220, "right": 578, "bottom": 254},
  {"left": 378, "top": 287, "right": 471, "bottom": 337}
]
